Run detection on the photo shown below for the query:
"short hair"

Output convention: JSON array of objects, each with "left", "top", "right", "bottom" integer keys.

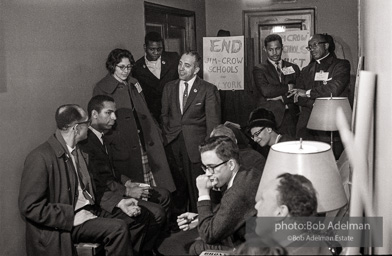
[
  {"left": 145, "top": 31, "right": 163, "bottom": 45},
  {"left": 217, "top": 29, "right": 231, "bottom": 37},
  {"left": 199, "top": 136, "right": 240, "bottom": 163},
  {"left": 264, "top": 34, "right": 283, "bottom": 48},
  {"left": 105, "top": 48, "right": 135, "bottom": 74},
  {"left": 182, "top": 50, "right": 201, "bottom": 68},
  {"left": 276, "top": 173, "right": 318, "bottom": 217},
  {"left": 55, "top": 104, "right": 84, "bottom": 130},
  {"left": 211, "top": 124, "right": 236, "bottom": 143},
  {"left": 87, "top": 95, "right": 115, "bottom": 118}
]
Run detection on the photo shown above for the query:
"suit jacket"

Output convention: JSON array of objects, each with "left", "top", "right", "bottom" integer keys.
[
  {"left": 79, "top": 129, "right": 130, "bottom": 213},
  {"left": 161, "top": 76, "right": 221, "bottom": 163},
  {"left": 295, "top": 55, "right": 351, "bottom": 137},
  {"left": 197, "top": 167, "right": 262, "bottom": 247},
  {"left": 94, "top": 74, "right": 176, "bottom": 192},
  {"left": 132, "top": 51, "right": 180, "bottom": 123},
  {"left": 18, "top": 131, "right": 93, "bottom": 256},
  {"left": 253, "top": 60, "right": 300, "bottom": 127}
]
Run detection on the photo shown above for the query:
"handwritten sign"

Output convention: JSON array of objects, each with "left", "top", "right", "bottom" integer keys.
[
  {"left": 277, "top": 30, "right": 311, "bottom": 69},
  {"left": 203, "top": 36, "right": 244, "bottom": 90}
]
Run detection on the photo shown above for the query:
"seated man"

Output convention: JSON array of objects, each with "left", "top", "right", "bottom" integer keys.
[
  {"left": 177, "top": 136, "right": 262, "bottom": 255},
  {"left": 18, "top": 104, "right": 144, "bottom": 256},
  {"left": 79, "top": 95, "right": 171, "bottom": 254},
  {"left": 237, "top": 173, "right": 330, "bottom": 255},
  {"left": 247, "top": 107, "right": 294, "bottom": 157},
  {"left": 210, "top": 124, "right": 265, "bottom": 172}
]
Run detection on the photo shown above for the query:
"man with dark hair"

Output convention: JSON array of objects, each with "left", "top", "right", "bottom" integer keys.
[
  {"left": 176, "top": 136, "right": 262, "bottom": 255},
  {"left": 288, "top": 33, "right": 351, "bottom": 140},
  {"left": 161, "top": 51, "right": 221, "bottom": 214},
  {"left": 253, "top": 34, "right": 300, "bottom": 137},
  {"left": 210, "top": 124, "right": 265, "bottom": 172},
  {"left": 132, "top": 31, "right": 180, "bottom": 123},
  {"left": 80, "top": 95, "right": 170, "bottom": 255},
  {"left": 19, "top": 104, "right": 136, "bottom": 256}
]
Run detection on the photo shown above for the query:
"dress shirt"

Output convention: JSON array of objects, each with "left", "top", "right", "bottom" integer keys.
[
  {"left": 66, "top": 144, "right": 97, "bottom": 225},
  {"left": 145, "top": 55, "right": 161, "bottom": 79},
  {"left": 268, "top": 59, "right": 282, "bottom": 71},
  {"left": 89, "top": 126, "right": 104, "bottom": 145},
  {"left": 179, "top": 75, "right": 197, "bottom": 113}
]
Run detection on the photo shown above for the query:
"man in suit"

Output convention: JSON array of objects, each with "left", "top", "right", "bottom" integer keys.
[
  {"left": 79, "top": 95, "right": 171, "bottom": 255},
  {"left": 161, "top": 50, "right": 221, "bottom": 214},
  {"left": 132, "top": 31, "right": 180, "bottom": 124},
  {"left": 253, "top": 34, "right": 300, "bottom": 137},
  {"left": 176, "top": 136, "right": 262, "bottom": 255},
  {"left": 18, "top": 104, "right": 140, "bottom": 256},
  {"left": 288, "top": 34, "right": 351, "bottom": 140}
]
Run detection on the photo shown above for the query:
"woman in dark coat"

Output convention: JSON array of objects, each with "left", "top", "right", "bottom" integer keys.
[{"left": 93, "top": 48, "right": 175, "bottom": 192}]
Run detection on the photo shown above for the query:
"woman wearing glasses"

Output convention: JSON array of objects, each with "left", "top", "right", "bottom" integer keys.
[{"left": 247, "top": 107, "right": 294, "bottom": 157}]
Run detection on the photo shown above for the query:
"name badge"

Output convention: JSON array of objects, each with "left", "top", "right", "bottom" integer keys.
[
  {"left": 282, "top": 66, "right": 295, "bottom": 75},
  {"left": 135, "top": 82, "right": 143, "bottom": 93},
  {"left": 314, "top": 71, "right": 329, "bottom": 81}
]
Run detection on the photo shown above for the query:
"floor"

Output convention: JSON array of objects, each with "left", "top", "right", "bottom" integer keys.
[{"left": 158, "top": 228, "right": 199, "bottom": 255}]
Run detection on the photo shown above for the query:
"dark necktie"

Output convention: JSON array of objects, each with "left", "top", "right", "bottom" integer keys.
[
  {"left": 183, "top": 82, "right": 189, "bottom": 111},
  {"left": 71, "top": 149, "right": 95, "bottom": 205},
  {"left": 102, "top": 135, "right": 117, "bottom": 180},
  {"left": 276, "top": 61, "right": 282, "bottom": 82}
]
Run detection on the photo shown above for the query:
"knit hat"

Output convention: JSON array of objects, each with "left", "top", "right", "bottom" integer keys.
[{"left": 247, "top": 107, "right": 277, "bottom": 131}]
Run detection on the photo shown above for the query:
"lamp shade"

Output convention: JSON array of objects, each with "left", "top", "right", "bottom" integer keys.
[
  {"left": 307, "top": 97, "right": 352, "bottom": 131},
  {"left": 257, "top": 141, "right": 347, "bottom": 213}
]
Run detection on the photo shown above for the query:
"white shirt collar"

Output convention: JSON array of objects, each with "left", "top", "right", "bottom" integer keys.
[
  {"left": 268, "top": 58, "right": 282, "bottom": 67},
  {"left": 316, "top": 53, "right": 330, "bottom": 64},
  {"left": 144, "top": 54, "right": 161, "bottom": 65},
  {"left": 89, "top": 126, "right": 104, "bottom": 144},
  {"left": 181, "top": 75, "right": 197, "bottom": 88},
  {"left": 227, "top": 169, "right": 239, "bottom": 189}
]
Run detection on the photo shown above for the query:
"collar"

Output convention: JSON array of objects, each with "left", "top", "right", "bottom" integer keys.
[
  {"left": 144, "top": 54, "right": 161, "bottom": 65},
  {"left": 268, "top": 58, "right": 282, "bottom": 67},
  {"left": 275, "top": 134, "right": 282, "bottom": 144},
  {"left": 95, "top": 73, "right": 138, "bottom": 94},
  {"left": 181, "top": 75, "right": 197, "bottom": 87},
  {"left": 49, "top": 130, "right": 71, "bottom": 158},
  {"left": 89, "top": 126, "right": 104, "bottom": 144},
  {"left": 227, "top": 169, "right": 239, "bottom": 189},
  {"left": 316, "top": 53, "right": 330, "bottom": 64}
]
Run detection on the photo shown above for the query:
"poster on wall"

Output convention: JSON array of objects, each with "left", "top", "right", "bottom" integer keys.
[
  {"left": 203, "top": 36, "right": 244, "bottom": 90},
  {"left": 276, "top": 30, "right": 311, "bottom": 69}
]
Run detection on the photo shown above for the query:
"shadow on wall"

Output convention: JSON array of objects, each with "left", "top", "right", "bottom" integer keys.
[{"left": 0, "top": 20, "right": 7, "bottom": 93}]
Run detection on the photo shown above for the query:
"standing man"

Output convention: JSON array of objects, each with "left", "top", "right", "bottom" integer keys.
[
  {"left": 161, "top": 51, "right": 221, "bottom": 213},
  {"left": 132, "top": 32, "right": 180, "bottom": 124},
  {"left": 253, "top": 34, "right": 300, "bottom": 137},
  {"left": 177, "top": 136, "right": 262, "bottom": 255},
  {"left": 79, "top": 95, "right": 171, "bottom": 255},
  {"left": 18, "top": 104, "right": 136, "bottom": 256},
  {"left": 288, "top": 34, "right": 351, "bottom": 140}
]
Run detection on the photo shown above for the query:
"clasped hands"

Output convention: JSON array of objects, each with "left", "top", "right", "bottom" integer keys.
[
  {"left": 177, "top": 212, "right": 199, "bottom": 231},
  {"left": 287, "top": 89, "right": 307, "bottom": 103},
  {"left": 117, "top": 198, "right": 141, "bottom": 218}
]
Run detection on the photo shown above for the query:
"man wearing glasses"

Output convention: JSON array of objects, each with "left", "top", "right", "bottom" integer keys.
[
  {"left": 247, "top": 107, "right": 294, "bottom": 157},
  {"left": 288, "top": 34, "right": 351, "bottom": 140},
  {"left": 176, "top": 136, "right": 262, "bottom": 255}
]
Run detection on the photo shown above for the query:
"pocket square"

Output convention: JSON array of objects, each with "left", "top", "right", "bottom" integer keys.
[{"left": 195, "top": 103, "right": 202, "bottom": 105}]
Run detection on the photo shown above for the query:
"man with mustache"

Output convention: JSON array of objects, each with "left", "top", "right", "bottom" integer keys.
[{"left": 253, "top": 34, "right": 300, "bottom": 138}]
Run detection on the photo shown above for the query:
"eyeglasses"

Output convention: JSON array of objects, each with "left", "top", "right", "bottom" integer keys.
[
  {"left": 116, "top": 65, "right": 133, "bottom": 71},
  {"left": 201, "top": 160, "right": 229, "bottom": 174},
  {"left": 251, "top": 127, "right": 266, "bottom": 139},
  {"left": 306, "top": 42, "right": 327, "bottom": 51},
  {"left": 76, "top": 119, "right": 91, "bottom": 126}
]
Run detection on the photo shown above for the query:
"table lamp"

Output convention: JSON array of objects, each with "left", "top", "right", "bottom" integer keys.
[
  {"left": 307, "top": 97, "right": 352, "bottom": 146},
  {"left": 258, "top": 140, "right": 347, "bottom": 213}
]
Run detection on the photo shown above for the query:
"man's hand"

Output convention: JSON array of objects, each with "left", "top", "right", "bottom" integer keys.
[
  {"left": 125, "top": 182, "right": 151, "bottom": 199},
  {"left": 266, "top": 96, "right": 284, "bottom": 103},
  {"left": 177, "top": 212, "right": 199, "bottom": 231},
  {"left": 196, "top": 174, "right": 215, "bottom": 196},
  {"left": 287, "top": 89, "right": 307, "bottom": 98},
  {"left": 117, "top": 198, "right": 141, "bottom": 217}
]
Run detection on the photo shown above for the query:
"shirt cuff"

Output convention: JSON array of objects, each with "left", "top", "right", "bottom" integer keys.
[
  {"left": 306, "top": 89, "right": 311, "bottom": 97},
  {"left": 198, "top": 195, "right": 211, "bottom": 201}
]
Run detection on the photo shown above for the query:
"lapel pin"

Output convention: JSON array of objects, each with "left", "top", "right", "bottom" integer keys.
[
  {"left": 194, "top": 89, "right": 197, "bottom": 93},
  {"left": 143, "top": 65, "right": 146, "bottom": 68},
  {"left": 162, "top": 61, "right": 166, "bottom": 65}
]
